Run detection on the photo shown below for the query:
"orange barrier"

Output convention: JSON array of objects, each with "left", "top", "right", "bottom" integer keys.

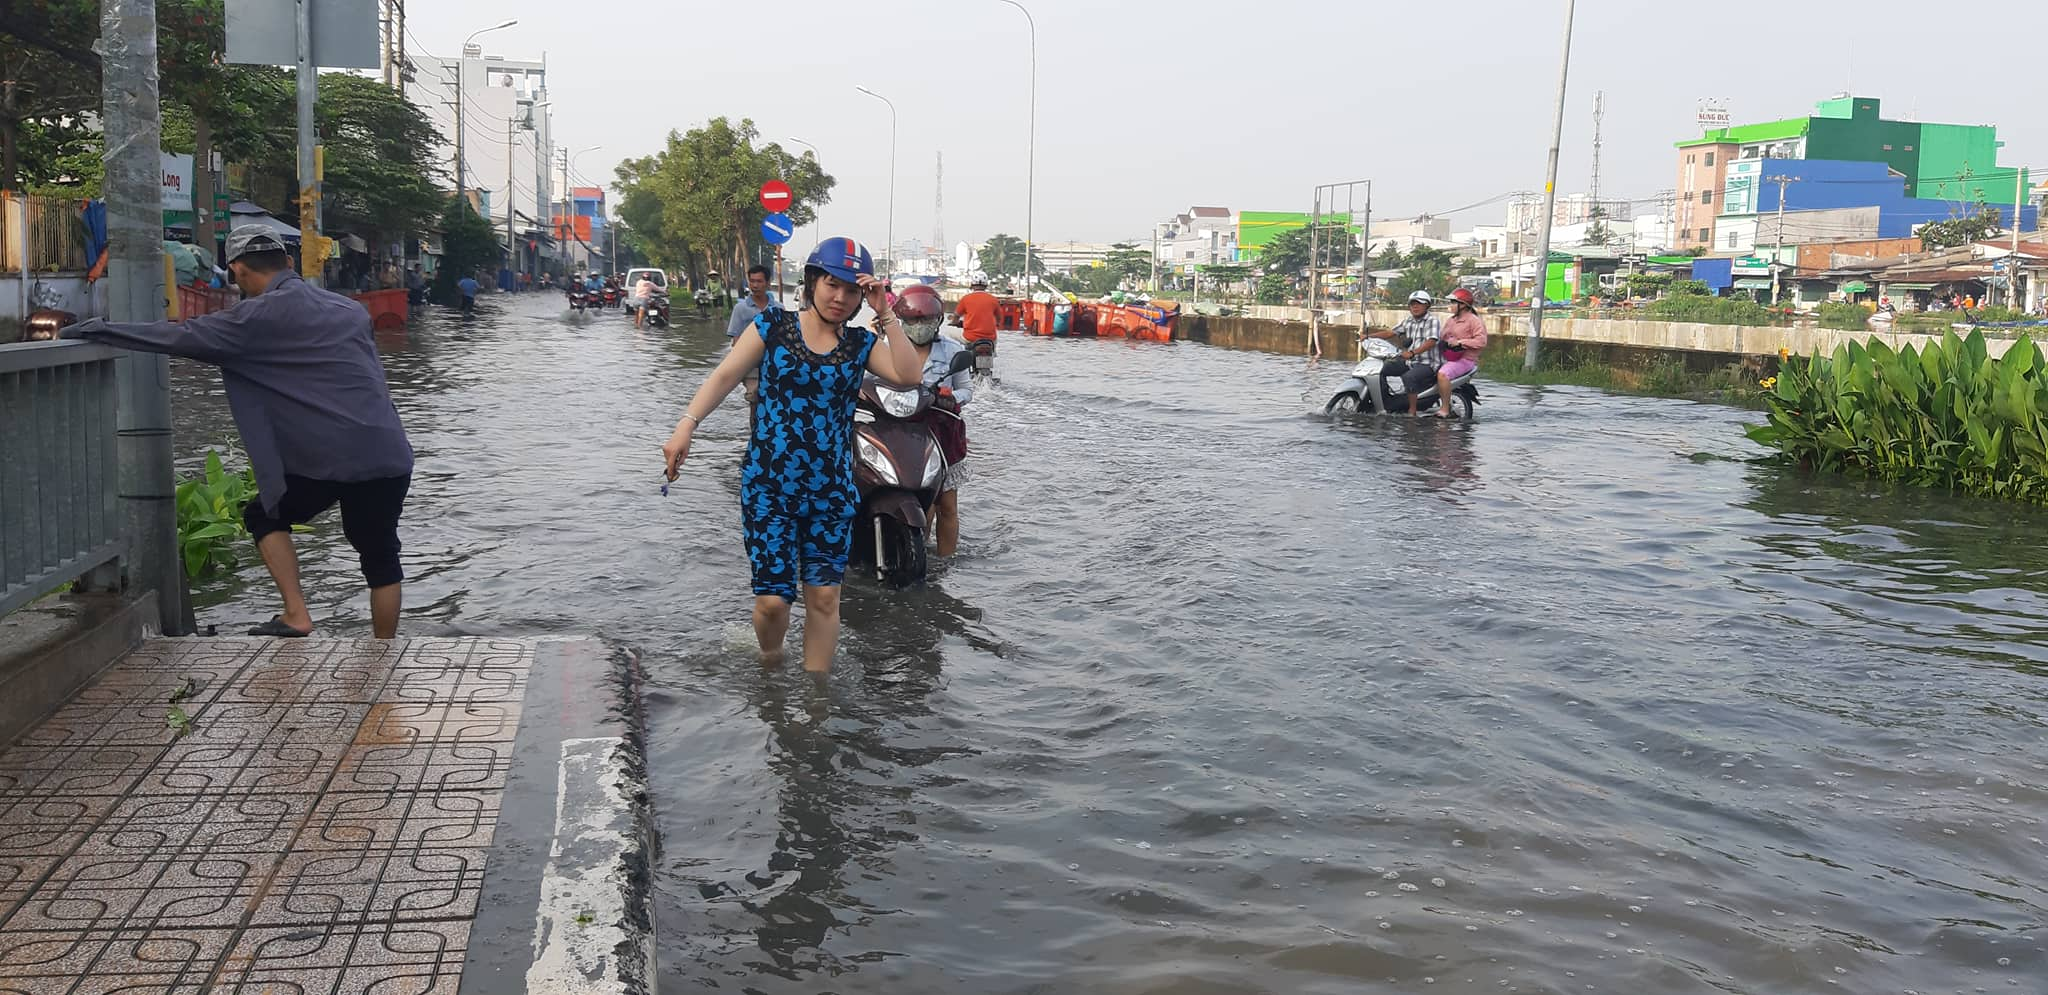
[
  {"left": 349, "top": 288, "right": 411, "bottom": 331},
  {"left": 175, "top": 285, "right": 237, "bottom": 321}
]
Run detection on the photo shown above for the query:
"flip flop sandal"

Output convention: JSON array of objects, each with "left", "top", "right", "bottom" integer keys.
[{"left": 247, "top": 617, "right": 312, "bottom": 638}]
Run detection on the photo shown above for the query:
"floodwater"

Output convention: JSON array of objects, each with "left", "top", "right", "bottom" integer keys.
[{"left": 173, "top": 295, "right": 2048, "bottom": 994}]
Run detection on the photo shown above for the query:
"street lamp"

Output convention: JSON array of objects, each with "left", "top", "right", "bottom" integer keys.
[
  {"left": 1526, "top": 0, "right": 1575, "bottom": 371},
  {"left": 995, "top": 0, "right": 1037, "bottom": 304},
  {"left": 856, "top": 86, "right": 897, "bottom": 276},
  {"left": 784, "top": 136, "right": 823, "bottom": 248},
  {"left": 454, "top": 18, "right": 518, "bottom": 201}
]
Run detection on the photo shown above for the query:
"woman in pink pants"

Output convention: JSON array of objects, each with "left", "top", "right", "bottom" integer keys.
[{"left": 1432, "top": 288, "right": 1488, "bottom": 417}]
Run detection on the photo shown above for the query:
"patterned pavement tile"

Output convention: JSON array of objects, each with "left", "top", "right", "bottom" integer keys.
[{"left": 0, "top": 637, "right": 538, "bottom": 994}]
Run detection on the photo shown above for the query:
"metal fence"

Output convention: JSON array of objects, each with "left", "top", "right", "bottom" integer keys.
[
  {"left": 0, "top": 194, "right": 91, "bottom": 274},
  {"left": 0, "top": 341, "right": 124, "bottom": 617}
]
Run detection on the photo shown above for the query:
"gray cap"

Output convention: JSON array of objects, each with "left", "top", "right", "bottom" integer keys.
[{"left": 225, "top": 224, "right": 289, "bottom": 263}]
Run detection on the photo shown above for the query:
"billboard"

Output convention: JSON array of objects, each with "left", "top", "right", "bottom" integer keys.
[{"left": 1697, "top": 99, "right": 1730, "bottom": 133}]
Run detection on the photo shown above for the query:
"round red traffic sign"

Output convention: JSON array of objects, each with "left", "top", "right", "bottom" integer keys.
[{"left": 758, "top": 180, "right": 793, "bottom": 213}]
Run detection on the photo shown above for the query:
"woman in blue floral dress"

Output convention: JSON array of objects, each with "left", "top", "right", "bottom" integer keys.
[{"left": 662, "top": 237, "right": 923, "bottom": 672}]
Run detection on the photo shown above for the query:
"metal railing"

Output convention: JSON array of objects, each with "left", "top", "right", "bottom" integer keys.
[{"left": 0, "top": 340, "right": 124, "bottom": 617}]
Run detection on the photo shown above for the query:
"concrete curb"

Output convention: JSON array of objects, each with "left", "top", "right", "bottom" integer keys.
[
  {"left": 458, "top": 639, "right": 658, "bottom": 995},
  {"left": 525, "top": 736, "right": 656, "bottom": 995}
]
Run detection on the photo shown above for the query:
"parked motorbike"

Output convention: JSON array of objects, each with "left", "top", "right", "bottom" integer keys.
[
  {"left": 851, "top": 351, "right": 975, "bottom": 587},
  {"left": 1325, "top": 337, "right": 1480, "bottom": 419},
  {"left": 643, "top": 294, "right": 670, "bottom": 328}
]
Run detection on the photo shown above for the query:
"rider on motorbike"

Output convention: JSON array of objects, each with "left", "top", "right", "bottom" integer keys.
[
  {"left": 1430, "top": 288, "right": 1488, "bottom": 418},
  {"left": 1366, "top": 290, "right": 1443, "bottom": 416},
  {"left": 953, "top": 278, "right": 1000, "bottom": 376},
  {"left": 893, "top": 284, "right": 973, "bottom": 557}
]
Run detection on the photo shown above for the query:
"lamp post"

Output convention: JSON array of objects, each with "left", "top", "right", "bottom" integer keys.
[
  {"left": 855, "top": 87, "right": 897, "bottom": 275},
  {"left": 995, "top": 0, "right": 1037, "bottom": 307},
  {"left": 1525, "top": 0, "right": 1576, "bottom": 371},
  {"left": 785, "top": 136, "right": 823, "bottom": 248},
  {"left": 454, "top": 18, "right": 517, "bottom": 202}
]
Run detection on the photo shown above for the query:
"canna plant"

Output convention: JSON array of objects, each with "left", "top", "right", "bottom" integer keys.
[
  {"left": 175, "top": 451, "right": 259, "bottom": 578},
  {"left": 1745, "top": 330, "right": 2048, "bottom": 504}
]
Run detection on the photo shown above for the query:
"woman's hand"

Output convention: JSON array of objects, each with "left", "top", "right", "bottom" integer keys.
[
  {"left": 662, "top": 424, "right": 693, "bottom": 481},
  {"left": 857, "top": 274, "right": 891, "bottom": 318}
]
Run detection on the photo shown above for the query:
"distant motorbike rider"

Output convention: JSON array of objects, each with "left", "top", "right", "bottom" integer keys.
[
  {"left": 953, "top": 277, "right": 1000, "bottom": 376},
  {"left": 1366, "top": 290, "right": 1443, "bottom": 416},
  {"left": 894, "top": 284, "right": 974, "bottom": 557}
]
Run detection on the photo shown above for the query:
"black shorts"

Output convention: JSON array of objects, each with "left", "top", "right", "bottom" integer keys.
[
  {"left": 243, "top": 474, "right": 411, "bottom": 587},
  {"left": 1401, "top": 362, "right": 1441, "bottom": 394}
]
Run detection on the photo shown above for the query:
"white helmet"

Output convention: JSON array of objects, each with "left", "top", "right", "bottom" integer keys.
[{"left": 1407, "top": 290, "right": 1434, "bottom": 305}]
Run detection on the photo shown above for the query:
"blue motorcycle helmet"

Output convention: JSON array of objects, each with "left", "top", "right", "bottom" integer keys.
[{"left": 801, "top": 236, "right": 876, "bottom": 322}]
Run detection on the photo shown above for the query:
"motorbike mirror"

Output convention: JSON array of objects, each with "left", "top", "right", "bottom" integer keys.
[{"left": 947, "top": 351, "right": 975, "bottom": 375}]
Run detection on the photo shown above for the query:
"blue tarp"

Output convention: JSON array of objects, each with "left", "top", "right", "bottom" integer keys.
[
  {"left": 82, "top": 200, "right": 107, "bottom": 273},
  {"left": 1690, "top": 257, "right": 1734, "bottom": 295}
]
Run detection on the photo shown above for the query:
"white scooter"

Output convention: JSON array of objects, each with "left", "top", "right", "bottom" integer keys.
[{"left": 1325, "top": 337, "right": 1480, "bottom": 419}]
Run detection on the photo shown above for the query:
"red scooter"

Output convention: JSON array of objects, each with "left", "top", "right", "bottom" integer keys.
[{"left": 851, "top": 351, "right": 973, "bottom": 587}]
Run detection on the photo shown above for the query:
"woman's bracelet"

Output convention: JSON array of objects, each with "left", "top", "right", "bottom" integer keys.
[{"left": 680, "top": 412, "right": 701, "bottom": 426}]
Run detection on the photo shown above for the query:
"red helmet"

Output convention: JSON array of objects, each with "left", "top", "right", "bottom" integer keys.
[
  {"left": 892, "top": 283, "right": 944, "bottom": 322},
  {"left": 1448, "top": 288, "right": 1479, "bottom": 308}
]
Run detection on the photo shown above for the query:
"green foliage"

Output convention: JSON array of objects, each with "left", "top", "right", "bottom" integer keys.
[
  {"left": 1103, "top": 242, "right": 1151, "bottom": 284},
  {"left": 1744, "top": 331, "right": 2048, "bottom": 504},
  {"left": 1478, "top": 344, "right": 1753, "bottom": 399},
  {"left": 1256, "top": 272, "right": 1289, "bottom": 305},
  {"left": 979, "top": 233, "right": 1041, "bottom": 279},
  {"left": 1050, "top": 264, "right": 1120, "bottom": 297},
  {"left": 1624, "top": 272, "right": 1674, "bottom": 297},
  {"left": 1200, "top": 263, "right": 1253, "bottom": 285},
  {"left": 1583, "top": 220, "right": 1612, "bottom": 245},
  {"left": 1256, "top": 225, "right": 1353, "bottom": 276},
  {"left": 1668, "top": 279, "right": 1711, "bottom": 296},
  {"left": 1644, "top": 293, "right": 1774, "bottom": 326},
  {"left": 611, "top": 118, "right": 834, "bottom": 276},
  {"left": 1385, "top": 263, "right": 1452, "bottom": 305},
  {"left": 1919, "top": 208, "right": 2002, "bottom": 250},
  {"left": 432, "top": 200, "right": 500, "bottom": 303},
  {"left": 1817, "top": 301, "right": 1873, "bottom": 330},
  {"left": 311, "top": 73, "right": 446, "bottom": 247},
  {"left": 1372, "top": 243, "right": 1404, "bottom": 271},
  {"left": 175, "top": 451, "right": 256, "bottom": 579},
  {"left": 1970, "top": 305, "right": 2026, "bottom": 324}
]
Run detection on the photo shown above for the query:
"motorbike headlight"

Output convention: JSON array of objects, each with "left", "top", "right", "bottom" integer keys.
[
  {"left": 922, "top": 445, "right": 945, "bottom": 488},
  {"left": 878, "top": 387, "right": 921, "bottom": 419},
  {"left": 857, "top": 437, "right": 898, "bottom": 486}
]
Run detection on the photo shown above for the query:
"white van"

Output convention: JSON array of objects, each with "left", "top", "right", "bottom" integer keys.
[{"left": 622, "top": 268, "right": 668, "bottom": 312}]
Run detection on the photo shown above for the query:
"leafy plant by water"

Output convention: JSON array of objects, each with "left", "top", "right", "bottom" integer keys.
[
  {"left": 1744, "top": 330, "right": 2048, "bottom": 504},
  {"left": 177, "top": 451, "right": 257, "bottom": 578}
]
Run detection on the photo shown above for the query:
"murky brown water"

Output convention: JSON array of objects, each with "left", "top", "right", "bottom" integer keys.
[{"left": 174, "top": 296, "right": 2048, "bottom": 994}]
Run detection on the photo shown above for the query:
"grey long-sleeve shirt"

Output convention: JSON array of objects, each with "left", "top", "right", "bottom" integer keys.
[{"left": 66, "top": 269, "right": 413, "bottom": 514}]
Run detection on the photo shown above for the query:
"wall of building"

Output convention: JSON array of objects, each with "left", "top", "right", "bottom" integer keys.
[
  {"left": 1793, "top": 237, "right": 1921, "bottom": 273},
  {"left": 1804, "top": 96, "right": 1922, "bottom": 186},
  {"left": 1758, "top": 206, "right": 1881, "bottom": 246},
  {"left": 1674, "top": 143, "right": 1734, "bottom": 250}
]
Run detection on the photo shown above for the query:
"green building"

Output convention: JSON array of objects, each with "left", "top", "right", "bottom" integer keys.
[
  {"left": 1237, "top": 211, "right": 1357, "bottom": 260},
  {"left": 1680, "top": 96, "right": 2023, "bottom": 208}
]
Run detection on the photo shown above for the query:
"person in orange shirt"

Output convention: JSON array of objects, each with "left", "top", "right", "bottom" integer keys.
[{"left": 952, "top": 277, "right": 1000, "bottom": 378}]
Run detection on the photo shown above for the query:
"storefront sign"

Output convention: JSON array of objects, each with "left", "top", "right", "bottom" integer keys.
[{"left": 161, "top": 152, "right": 194, "bottom": 212}]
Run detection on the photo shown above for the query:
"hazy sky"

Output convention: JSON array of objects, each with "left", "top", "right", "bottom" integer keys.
[{"left": 407, "top": 0, "right": 2048, "bottom": 249}]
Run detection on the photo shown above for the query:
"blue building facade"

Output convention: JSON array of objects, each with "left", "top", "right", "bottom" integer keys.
[{"left": 1743, "top": 159, "right": 2037, "bottom": 239}]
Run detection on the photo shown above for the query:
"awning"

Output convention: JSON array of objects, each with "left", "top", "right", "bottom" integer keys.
[{"left": 1887, "top": 282, "right": 1935, "bottom": 291}]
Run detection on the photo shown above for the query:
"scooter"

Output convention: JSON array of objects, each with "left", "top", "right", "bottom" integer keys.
[
  {"left": 694, "top": 288, "right": 716, "bottom": 316},
  {"left": 567, "top": 287, "right": 588, "bottom": 312},
  {"left": 643, "top": 294, "right": 670, "bottom": 328},
  {"left": 851, "top": 351, "right": 975, "bottom": 587},
  {"left": 601, "top": 286, "right": 623, "bottom": 309},
  {"left": 1325, "top": 337, "right": 1480, "bottom": 419},
  {"left": 968, "top": 339, "right": 998, "bottom": 382}
]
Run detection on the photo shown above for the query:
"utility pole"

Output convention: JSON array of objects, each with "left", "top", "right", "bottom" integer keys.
[
  {"left": 1307, "top": 189, "right": 1322, "bottom": 355},
  {"left": 102, "top": 0, "right": 186, "bottom": 634},
  {"left": 393, "top": 0, "right": 405, "bottom": 95},
  {"left": 506, "top": 114, "right": 517, "bottom": 287},
  {"left": 1767, "top": 174, "right": 1798, "bottom": 307},
  {"left": 295, "top": 0, "right": 322, "bottom": 288},
  {"left": 1526, "top": 0, "right": 1577, "bottom": 371},
  {"left": 2012, "top": 168, "right": 2026, "bottom": 308}
]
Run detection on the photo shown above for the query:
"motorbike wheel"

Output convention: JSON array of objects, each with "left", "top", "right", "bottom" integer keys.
[
  {"left": 1326, "top": 391, "right": 1362, "bottom": 415},
  {"left": 1444, "top": 390, "right": 1474, "bottom": 421},
  {"left": 876, "top": 517, "right": 928, "bottom": 588}
]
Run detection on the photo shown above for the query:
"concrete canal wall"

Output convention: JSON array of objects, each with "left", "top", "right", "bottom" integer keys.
[{"left": 1175, "top": 307, "right": 2022, "bottom": 362}]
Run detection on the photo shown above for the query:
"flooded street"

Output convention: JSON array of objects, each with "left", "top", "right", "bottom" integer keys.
[{"left": 171, "top": 296, "right": 2048, "bottom": 994}]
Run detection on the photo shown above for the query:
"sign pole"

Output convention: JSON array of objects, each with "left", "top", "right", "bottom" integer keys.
[{"left": 295, "top": 0, "right": 322, "bottom": 287}]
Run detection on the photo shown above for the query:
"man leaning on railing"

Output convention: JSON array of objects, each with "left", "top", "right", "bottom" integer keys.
[{"left": 61, "top": 225, "right": 415, "bottom": 639}]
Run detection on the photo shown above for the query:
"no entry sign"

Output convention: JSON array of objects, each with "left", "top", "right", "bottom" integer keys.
[
  {"left": 760, "top": 213, "right": 794, "bottom": 246},
  {"left": 758, "top": 180, "right": 793, "bottom": 214}
]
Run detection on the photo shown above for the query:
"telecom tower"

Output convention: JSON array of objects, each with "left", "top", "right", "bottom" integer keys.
[
  {"left": 1589, "top": 91, "right": 1604, "bottom": 220},
  {"left": 932, "top": 151, "right": 945, "bottom": 272}
]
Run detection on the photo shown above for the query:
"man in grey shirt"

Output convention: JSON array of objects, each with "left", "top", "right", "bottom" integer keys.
[
  {"left": 726, "top": 264, "right": 779, "bottom": 402},
  {"left": 65, "top": 226, "right": 414, "bottom": 638}
]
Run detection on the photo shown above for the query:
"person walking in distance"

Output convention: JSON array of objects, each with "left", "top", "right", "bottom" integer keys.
[
  {"left": 661, "top": 237, "right": 923, "bottom": 673},
  {"left": 726, "top": 264, "right": 780, "bottom": 403},
  {"left": 63, "top": 225, "right": 415, "bottom": 637}
]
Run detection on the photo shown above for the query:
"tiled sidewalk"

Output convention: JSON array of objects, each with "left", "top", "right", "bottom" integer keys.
[{"left": 0, "top": 637, "right": 535, "bottom": 995}]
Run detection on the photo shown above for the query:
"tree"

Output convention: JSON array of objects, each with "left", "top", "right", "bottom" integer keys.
[
  {"left": 431, "top": 199, "right": 500, "bottom": 303},
  {"left": 1103, "top": 241, "right": 1151, "bottom": 285},
  {"left": 979, "top": 233, "right": 1041, "bottom": 279},
  {"left": 1583, "top": 220, "right": 1612, "bottom": 245},
  {"left": 0, "top": 45, "right": 98, "bottom": 191},
  {"left": 1256, "top": 272, "right": 1289, "bottom": 305},
  {"left": 1258, "top": 225, "right": 1355, "bottom": 277},
  {"left": 1919, "top": 208, "right": 2002, "bottom": 250},
  {"left": 1050, "top": 264, "right": 1119, "bottom": 297},
  {"left": 1385, "top": 261, "right": 1452, "bottom": 305},
  {"left": 1372, "top": 242, "right": 1405, "bottom": 271},
  {"left": 610, "top": 117, "right": 835, "bottom": 278},
  {"left": 306, "top": 74, "right": 444, "bottom": 251}
]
